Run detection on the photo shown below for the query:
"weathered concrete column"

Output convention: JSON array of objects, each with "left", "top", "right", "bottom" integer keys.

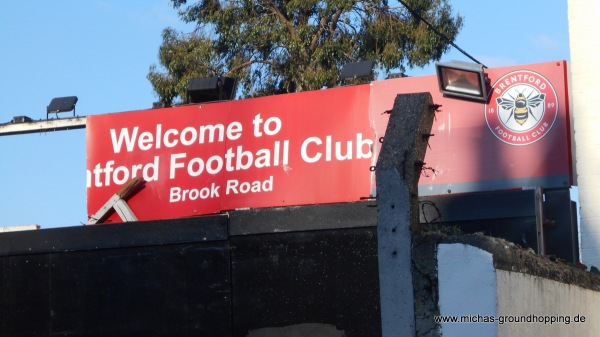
[
  {"left": 376, "top": 93, "right": 436, "bottom": 337},
  {"left": 568, "top": 0, "right": 600, "bottom": 269}
]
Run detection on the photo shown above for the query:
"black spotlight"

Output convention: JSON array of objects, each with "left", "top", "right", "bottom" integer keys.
[
  {"left": 435, "top": 61, "right": 489, "bottom": 102},
  {"left": 47, "top": 96, "right": 78, "bottom": 119},
  {"left": 339, "top": 60, "right": 375, "bottom": 85},
  {"left": 187, "top": 77, "right": 237, "bottom": 104}
]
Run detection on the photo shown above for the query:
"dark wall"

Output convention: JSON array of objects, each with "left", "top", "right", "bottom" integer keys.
[
  {"left": 418, "top": 187, "right": 578, "bottom": 262},
  {"left": 3, "top": 189, "right": 574, "bottom": 336},
  {"left": 0, "top": 217, "right": 231, "bottom": 337},
  {"left": 0, "top": 202, "right": 380, "bottom": 337},
  {"left": 230, "top": 202, "right": 380, "bottom": 337}
]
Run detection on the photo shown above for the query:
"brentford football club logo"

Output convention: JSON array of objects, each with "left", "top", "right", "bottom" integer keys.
[{"left": 485, "top": 70, "right": 558, "bottom": 146}]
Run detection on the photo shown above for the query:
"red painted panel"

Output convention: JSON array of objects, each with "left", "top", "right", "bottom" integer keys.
[
  {"left": 86, "top": 61, "right": 572, "bottom": 223},
  {"left": 370, "top": 61, "right": 571, "bottom": 194},
  {"left": 86, "top": 85, "right": 373, "bottom": 222}
]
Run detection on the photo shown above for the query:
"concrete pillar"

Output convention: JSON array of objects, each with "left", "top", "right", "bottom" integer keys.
[
  {"left": 377, "top": 93, "right": 436, "bottom": 337},
  {"left": 568, "top": 0, "right": 600, "bottom": 268}
]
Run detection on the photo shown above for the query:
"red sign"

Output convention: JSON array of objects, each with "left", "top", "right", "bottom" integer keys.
[
  {"left": 86, "top": 61, "right": 572, "bottom": 222},
  {"left": 369, "top": 61, "right": 571, "bottom": 196},
  {"left": 87, "top": 85, "right": 374, "bottom": 222}
]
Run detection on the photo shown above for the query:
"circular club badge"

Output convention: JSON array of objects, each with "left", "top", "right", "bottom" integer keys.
[{"left": 485, "top": 70, "right": 558, "bottom": 146}]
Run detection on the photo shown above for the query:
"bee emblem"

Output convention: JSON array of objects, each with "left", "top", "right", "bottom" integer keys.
[
  {"left": 496, "top": 90, "right": 545, "bottom": 126},
  {"left": 486, "top": 70, "right": 558, "bottom": 146}
]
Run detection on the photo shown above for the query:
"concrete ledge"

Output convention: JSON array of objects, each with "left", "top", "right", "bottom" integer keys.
[
  {"left": 228, "top": 201, "right": 377, "bottom": 235},
  {"left": 415, "top": 233, "right": 600, "bottom": 291},
  {"left": 0, "top": 215, "right": 228, "bottom": 256}
]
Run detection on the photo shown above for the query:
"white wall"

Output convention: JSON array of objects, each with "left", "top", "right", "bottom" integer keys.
[
  {"left": 437, "top": 243, "right": 497, "bottom": 337},
  {"left": 497, "top": 270, "right": 600, "bottom": 337},
  {"left": 437, "top": 243, "right": 600, "bottom": 337},
  {"left": 568, "top": 0, "right": 600, "bottom": 268}
]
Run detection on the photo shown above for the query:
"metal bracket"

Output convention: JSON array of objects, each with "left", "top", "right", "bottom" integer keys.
[{"left": 87, "top": 177, "right": 146, "bottom": 225}]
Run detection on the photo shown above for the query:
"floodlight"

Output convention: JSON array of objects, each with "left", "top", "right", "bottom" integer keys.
[
  {"left": 152, "top": 101, "right": 168, "bottom": 109},
  {"left": 340, "top": 60, "right": 375, "bottom": 82},
  {"left": 387, "top": 73, "right": 408, "bottom": 79},
  {"left": 47, "top": 96, "right": 78, "bottom": 119},
  {"left": 436, "top": 61, "right": 489, "bottom": 102},
  {"left": 187, "top": 76, "right": 237, "bottom": 104}
]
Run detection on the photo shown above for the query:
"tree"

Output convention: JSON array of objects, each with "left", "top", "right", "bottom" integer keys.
[{"left": 148, "top": 0, "right": 463, "bottom": 104}]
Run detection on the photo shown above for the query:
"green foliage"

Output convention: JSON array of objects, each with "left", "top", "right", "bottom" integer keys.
[{"left": 148, "top": 0, "right": 463, "bottom": 104}]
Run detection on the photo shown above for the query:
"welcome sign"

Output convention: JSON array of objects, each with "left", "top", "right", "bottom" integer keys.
[
  {"left": 86, "top": 61, "right": 572, "bottom": 223},
  {"left": 86, "top": 85, "right": 376, "bottom": 222}
]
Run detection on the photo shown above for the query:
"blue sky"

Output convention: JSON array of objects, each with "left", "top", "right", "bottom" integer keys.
[{"left": 0, "top": 0, "right": 570, "bottom": 229}]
